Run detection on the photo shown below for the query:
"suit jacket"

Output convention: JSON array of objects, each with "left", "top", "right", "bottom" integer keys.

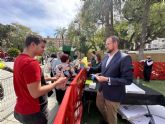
[{"left": 100, "top": 51, "right": 133, "bottom": 102}]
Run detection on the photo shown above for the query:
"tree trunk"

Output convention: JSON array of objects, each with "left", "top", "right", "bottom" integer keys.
[
  {"left": 139, "top": 1, "right": 151, "bottom": 60},
  {"left": 62, "top": 35, "right": 64, "bottom": 46},
  {"left": 109, "top": 0, "right": 114, "bottom": 36},
  {"left": 104, "top": 0, "right": 114, "bottom": 38}
]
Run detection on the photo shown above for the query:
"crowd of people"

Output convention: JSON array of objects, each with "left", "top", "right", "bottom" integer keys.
[
  {"left": 12, "top": 35, "right": 89, "bottom": 124},
  {"left": 47, "top": 53, "right": 78, "bottom": 104},
  {"left": 1, "top": 34, "right": 153, "bottom": 124}
]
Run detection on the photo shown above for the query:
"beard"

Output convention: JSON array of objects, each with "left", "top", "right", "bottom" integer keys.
[{"left": 107, "top": 49, "right": 113, "bottom": 53}]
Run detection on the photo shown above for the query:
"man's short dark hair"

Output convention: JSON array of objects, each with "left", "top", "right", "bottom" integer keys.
[
  {"left": 25, "top": 35, "right": 46, "bottom": 47},
  {"left": 51, "top": 54, "right": 57, "bottom": 58},
  {"left": 109, "top": 36, "right": 119, "bottom": 43}
]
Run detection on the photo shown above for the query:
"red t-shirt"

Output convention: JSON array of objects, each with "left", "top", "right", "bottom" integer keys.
[{"left": 14, "top": 54, "right": 41, "bottom": 114}]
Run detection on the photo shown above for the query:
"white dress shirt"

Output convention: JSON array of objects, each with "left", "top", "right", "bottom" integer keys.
[
  {"left": 105, "top": 52, "right": 117, "bottom": 67},
  {"left": 105, "top": 51, "right": 118, "bottom": 85}
]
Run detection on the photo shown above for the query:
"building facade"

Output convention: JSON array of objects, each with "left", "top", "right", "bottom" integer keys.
[
  {"left": 44, "top": 36, "right": 71, "bottom": 49},
  {"left": 145, "top": 38, "right": 165, "bottom": 50}
]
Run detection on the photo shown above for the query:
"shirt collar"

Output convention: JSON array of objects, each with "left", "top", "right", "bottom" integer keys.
[{"left": 108, "top": 50, "right": 118, "bottom": 57}]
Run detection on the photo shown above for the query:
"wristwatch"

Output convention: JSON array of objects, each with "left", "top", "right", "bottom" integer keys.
[{"left": 107, "top": 77, "right": 111, "bottom": 85}]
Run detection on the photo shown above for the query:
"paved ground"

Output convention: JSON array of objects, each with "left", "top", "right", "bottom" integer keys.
[
  {"left": 0, "top": 62, "right": 59, "bottom": 124},
  {"left": 0, "top": 92, "right": 59, "bottom": 124}
]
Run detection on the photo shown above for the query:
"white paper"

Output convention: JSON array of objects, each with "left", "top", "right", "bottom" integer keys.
[
  {"left": 152, "top": 115, "right": 165, "bottom": 124},
  {"left": 129, "top": 116, "right": 150, "bottom": 124},
  {"left": 119, "top": 105, "right": 148, "bottom": 120},
  {"left": 119, "top": 105, "right": 165, "bottom": 124},
  {"left": 147, "top": 105, "right": 165, "bottom": 124},
  {"left": 89, "top": 83, "right": 96, "bottom": 89},
  {"left": 148, "top": 105, "right": 165, "bottom": 118},
  {"left": 126, "top": 83, "right": 145, "bottom": 94}
]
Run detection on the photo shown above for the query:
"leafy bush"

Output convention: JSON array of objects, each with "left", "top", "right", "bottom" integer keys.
[{"left": 7, "top": 47, "right": 20, "bottom": 58}]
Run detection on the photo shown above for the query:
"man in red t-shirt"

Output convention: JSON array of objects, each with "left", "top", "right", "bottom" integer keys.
[{"left": 13, "top": 35, "right": 67, "bottom": 124}]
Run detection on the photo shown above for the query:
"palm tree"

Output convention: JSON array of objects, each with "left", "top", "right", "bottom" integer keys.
[{"left": 54, "top": 27, "right": 67, "bottom": 47}]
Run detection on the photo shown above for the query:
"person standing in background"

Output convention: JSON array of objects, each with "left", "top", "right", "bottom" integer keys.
[
  {"left": 91, "top": 51, "right": 97, "bottom": 67},
  {"left": 143, "top": 56, "right": 153, "bottom": 82},
  {"left": 50, "top": 53, "right": 61, "bottom": 77}
]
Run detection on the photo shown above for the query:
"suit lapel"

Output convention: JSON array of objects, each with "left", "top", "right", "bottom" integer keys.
[{"left": 102, "top": 51, "right": 120, "bottom": 74}]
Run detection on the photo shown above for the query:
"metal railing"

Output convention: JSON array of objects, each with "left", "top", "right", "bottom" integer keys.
[{"left": 0, "top": 70, "right": 15, "bottom": 122}]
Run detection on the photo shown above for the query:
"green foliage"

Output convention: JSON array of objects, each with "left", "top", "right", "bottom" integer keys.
[
  {"left": 0, "top": 24, "right": 15, "bottom": 48},
  {"left": 46, "top": 40, "right": 58, "bottom": 54},
  {"left": 94, "top": 28, "right": 105, "bottom": 50},
  {"left": 148, "top": 2, "right": 165, "bottom": 38},
  {"left": 79, "top": 35, "right": 91, "bottom": 55},
  {"left": 67, "top": 0, "right": 102, "bottom": 52},
  {"left": 10, "top": 23, "right": 36, "bottom": 51},
  {"left": 114, "top": 21, "right": 129, "bottom": 39},
  {"left": 66, "top": 0, "right": 165, "bottom": 55},
  {"left": 0, "top": 23, "right": 36, "bottom": 51},
  {"left": 122, "top": 1, "right": 165, "bottom": 50},
  {"left": 66, "top": 22, "right": 78, "bottom": 45},
  {"left": 54, "top": 27, "right": 67, "bottom": 45},
  {"left": 67, "top": 0, "right": 124, "bottom": 53},
  {"left": 114, "top": 21, "right": 133, "bottom": 49},
  {"left": 122, "top": 0, "right": 143, "bottom": 23},
  {"left": 47, "top": 46, "right": 58, "bottom": 53},
  {"left": 7, "top": 47, "right": 20, "bottom": 57}
]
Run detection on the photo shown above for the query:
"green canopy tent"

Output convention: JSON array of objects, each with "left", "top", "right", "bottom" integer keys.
[
  {"left": 60, "top": 45, "right": 76, "bottom": 61},
  {"left": 63, "top": 45, "right": 71, "bottom": 55}
]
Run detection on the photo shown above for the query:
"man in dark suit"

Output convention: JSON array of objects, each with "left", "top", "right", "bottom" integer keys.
[{"left": 95, "top": 36, "right": 133, "bottom": 124}]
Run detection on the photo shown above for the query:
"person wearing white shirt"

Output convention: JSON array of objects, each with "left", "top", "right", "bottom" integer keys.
[{"left": 94, "top": 36, "right": 133, "bottom": 124}]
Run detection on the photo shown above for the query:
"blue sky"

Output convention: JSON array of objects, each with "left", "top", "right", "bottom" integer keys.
[{"left": 0, "top": 0, "right": 82, "bottom": 37}]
